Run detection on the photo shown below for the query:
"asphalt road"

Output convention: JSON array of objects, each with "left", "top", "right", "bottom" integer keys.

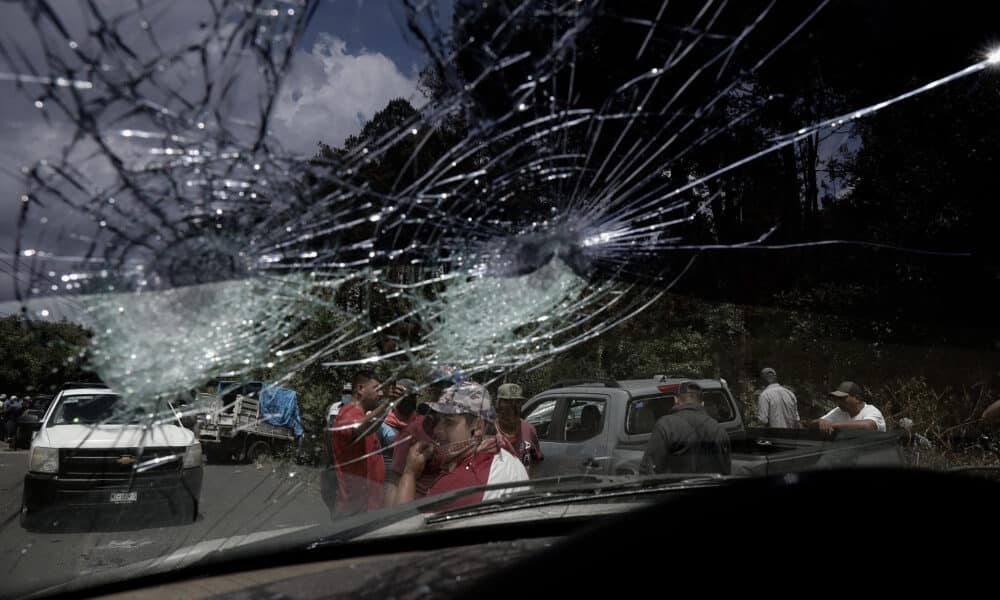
[{"left": 0, "top": 448, "right": 332, "bottom": 598}]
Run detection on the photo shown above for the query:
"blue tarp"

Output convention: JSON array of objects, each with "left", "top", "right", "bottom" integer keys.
[
  {"left": 216, "top": 381, "right": 303, "bottom": 437},
  {"left": 259, "top": 385, "right": 304, "bottom": 437}
]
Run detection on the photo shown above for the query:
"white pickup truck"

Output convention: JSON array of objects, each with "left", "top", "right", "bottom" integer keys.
[{"left": 20, "top": 384, "right": 203, "bottom": 530}]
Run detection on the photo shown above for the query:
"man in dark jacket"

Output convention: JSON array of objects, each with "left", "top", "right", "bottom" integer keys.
[{"left": 640, "top": 381, "right": 731, "bottom": 475}]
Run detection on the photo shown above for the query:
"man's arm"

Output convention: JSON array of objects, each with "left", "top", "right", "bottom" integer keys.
[
  {"left": 396, "top": 441, "right": 433, "bottom": 505},
  {"left": 831, "top": 419, "right": 877, "bottom": 432},
  {"left": 784, "top": 389, "right": 802, "bottom": 428},
  {"left": 639, "top": 422, "right": 668, "bottom": 475},
  {"left": 756, "top": 392, "right": 769, "bottom": 426},
  {"left": 808, "top": 418, "right": 876, "bottom": 436},
  {"left": 348, "top": 384, "right": 405, "bottom": 444},
  {"left": 384, "top": 471, "right": 400, "bottom": 507},
  {"left": 397, "top": 471, "right": 420, "bottom": 506},
  {"left": 804, "top": 407, "right": 840, "bottom": 433},
  {"left": 343, "top": 401, "right": 391, "bottom": 445}
]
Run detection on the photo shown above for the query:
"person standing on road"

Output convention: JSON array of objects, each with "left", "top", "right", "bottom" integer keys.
[
  {"left": 807, "top": 381, "right": 886, "bottom": 435},
  {"left": 494, "top": 383, "right": 544, "bottom": 475},
  {"left": 640, "top": 381, "right": 732, "bottom": 475},
  {"left": 4, "top": 395, "right": 24, "bottom": 443},
  {"left": 329, "top": 371, "right": 390, "bottom": 515},
  {"left": 397, "top": 382, "right": 529, "bottom": 510},
  {"left": 756, "top": 368, "right": 801, "bottom": 428},
  {"left": 384, "top": 367, "right": 464, "bottom": 507}
]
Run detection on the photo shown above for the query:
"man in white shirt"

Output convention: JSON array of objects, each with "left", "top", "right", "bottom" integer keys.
[
  {"left": 756, "top": 368, "right": 800, "bottom": 428},
  {"left": 811, "top": 381, "right": 886, "bottom": 435}
]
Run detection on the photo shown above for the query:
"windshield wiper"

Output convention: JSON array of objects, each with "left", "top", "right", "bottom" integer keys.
[
  {"left": 424, "top": 474, "right": 731, "bottom": 524},
  {"left": 307, "top": 474, "right": 732, "bottom": 547},
  {"left": 306, "top": 474, "right": 624, "bottom": 547}
]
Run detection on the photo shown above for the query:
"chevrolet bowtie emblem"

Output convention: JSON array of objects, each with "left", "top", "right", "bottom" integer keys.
[{"left": 115, "top": 455, "right": 137, "bottom": 466}]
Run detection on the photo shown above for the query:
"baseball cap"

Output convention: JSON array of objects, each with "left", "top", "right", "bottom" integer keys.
[
  {"left": 496, "top": 383, "right": 525, "bottom": 401},
  {"left": 419, "top": 382, "right": 495, "bottom": 420},
  {"left": 829, "top": 381, "right": 863, "bottom": 399}
]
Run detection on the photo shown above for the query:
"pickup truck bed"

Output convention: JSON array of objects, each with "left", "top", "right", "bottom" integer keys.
[{"left": 197, "top": 393, "right": 295, "bottom": 443}]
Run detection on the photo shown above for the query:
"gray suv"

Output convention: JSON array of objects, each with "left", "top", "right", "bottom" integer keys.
[{"left": 523, "top": 377, "right": 903, "bottom": 478}]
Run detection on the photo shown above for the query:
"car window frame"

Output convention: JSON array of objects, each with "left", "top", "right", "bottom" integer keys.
[
  {"left": 561, "top": 396, "right": 609, "bottom": 443},
  {"left": 522, "top": 395, "right": 565, "bottom": 442},
  {"left": 524, "top": 392, "right": 610, "bottom": 444}
]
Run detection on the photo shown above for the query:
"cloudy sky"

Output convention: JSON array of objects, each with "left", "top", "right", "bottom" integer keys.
[{"left": 0, "top": 0, "right": 449, "bottom": 305}]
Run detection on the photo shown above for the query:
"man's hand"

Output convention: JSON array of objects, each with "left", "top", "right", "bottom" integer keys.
[
  {"left": 396, "top": 443, "right": 432, "bottom": 506},
  {"left": 405, "top": 441, "right": 435, "bottom": 476},
  {"left": 817, "top": 419, "right": 835, "bottom": 436},
  {"left": 386, "top": 383, "right": 408, "bottom": 401}
]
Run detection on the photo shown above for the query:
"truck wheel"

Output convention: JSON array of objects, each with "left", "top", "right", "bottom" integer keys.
[{"left": 246, "top": 440, "right": 272, "bottom": 465}]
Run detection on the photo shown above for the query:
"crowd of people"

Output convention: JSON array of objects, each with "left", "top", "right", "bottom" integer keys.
[
  {"left": 321, "top": 369, "right": 544, "bottom": 516},
  {"left": 322, "top": 366, "right": 889, "bottom": 516},
  {"left": 639, "top": 368, "right": 888, "bottom": 476},
  {"left": 0, "top": 393, "right": 30, "bottom": 444},
  {"left": 754, "top": 368, "right": 886, "bottom": 434}
]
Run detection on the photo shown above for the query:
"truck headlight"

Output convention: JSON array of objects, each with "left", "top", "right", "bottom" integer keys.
[
  {"left": 29, "top": 446, "right": 59, "bottom": 474},
  {"left": 183, "top": 442, "right": 203, "bottom": 468}
]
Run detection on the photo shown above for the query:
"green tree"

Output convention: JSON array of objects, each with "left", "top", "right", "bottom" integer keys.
[{"left": 0, "top": 315, "right": 96, "bottom": 395}]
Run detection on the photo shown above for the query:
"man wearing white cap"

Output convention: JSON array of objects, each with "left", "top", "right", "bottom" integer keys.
[{"left": 397, "top": 382, "right": 528, "bottom": 509}]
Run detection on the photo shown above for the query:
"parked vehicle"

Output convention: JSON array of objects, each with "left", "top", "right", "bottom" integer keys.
[
  {"left": 195, "top": 381, "right": 303, "bottom": 463},
  {"left": 522, "top": 377, "right": 904, "bottom": 478},
  {"left": 21, "top": 386, "right": 203, "bottom": 530}
]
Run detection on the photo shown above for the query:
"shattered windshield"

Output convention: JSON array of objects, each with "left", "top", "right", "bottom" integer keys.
[{"left": 1, "top": 0, "right": 999, "bottom": 596}]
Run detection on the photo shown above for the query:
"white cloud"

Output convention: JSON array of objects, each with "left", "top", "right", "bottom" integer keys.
[{"left": 271, "top": 34, "right": 422, "bottom": 155}]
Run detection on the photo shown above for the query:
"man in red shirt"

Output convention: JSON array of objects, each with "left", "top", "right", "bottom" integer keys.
[
  {"left": 384, "top": 373, "right": 457, "bottom": 507},
  {"left": 494, "top": 383, "right": 543, "bottom": 475},
  {"left": 330, "top": 370, "right": 389, "bottom": 515},
  {"left": 397, "top": 382, "right": 529, "bottom": 510},
  {"left": 384, "top": 413, "right": 439, "bottom": 507}
]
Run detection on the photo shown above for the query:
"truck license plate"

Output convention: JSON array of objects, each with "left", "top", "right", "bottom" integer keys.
[{"left": 110, "top": 492, "right": 138, "bottom": 504}]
